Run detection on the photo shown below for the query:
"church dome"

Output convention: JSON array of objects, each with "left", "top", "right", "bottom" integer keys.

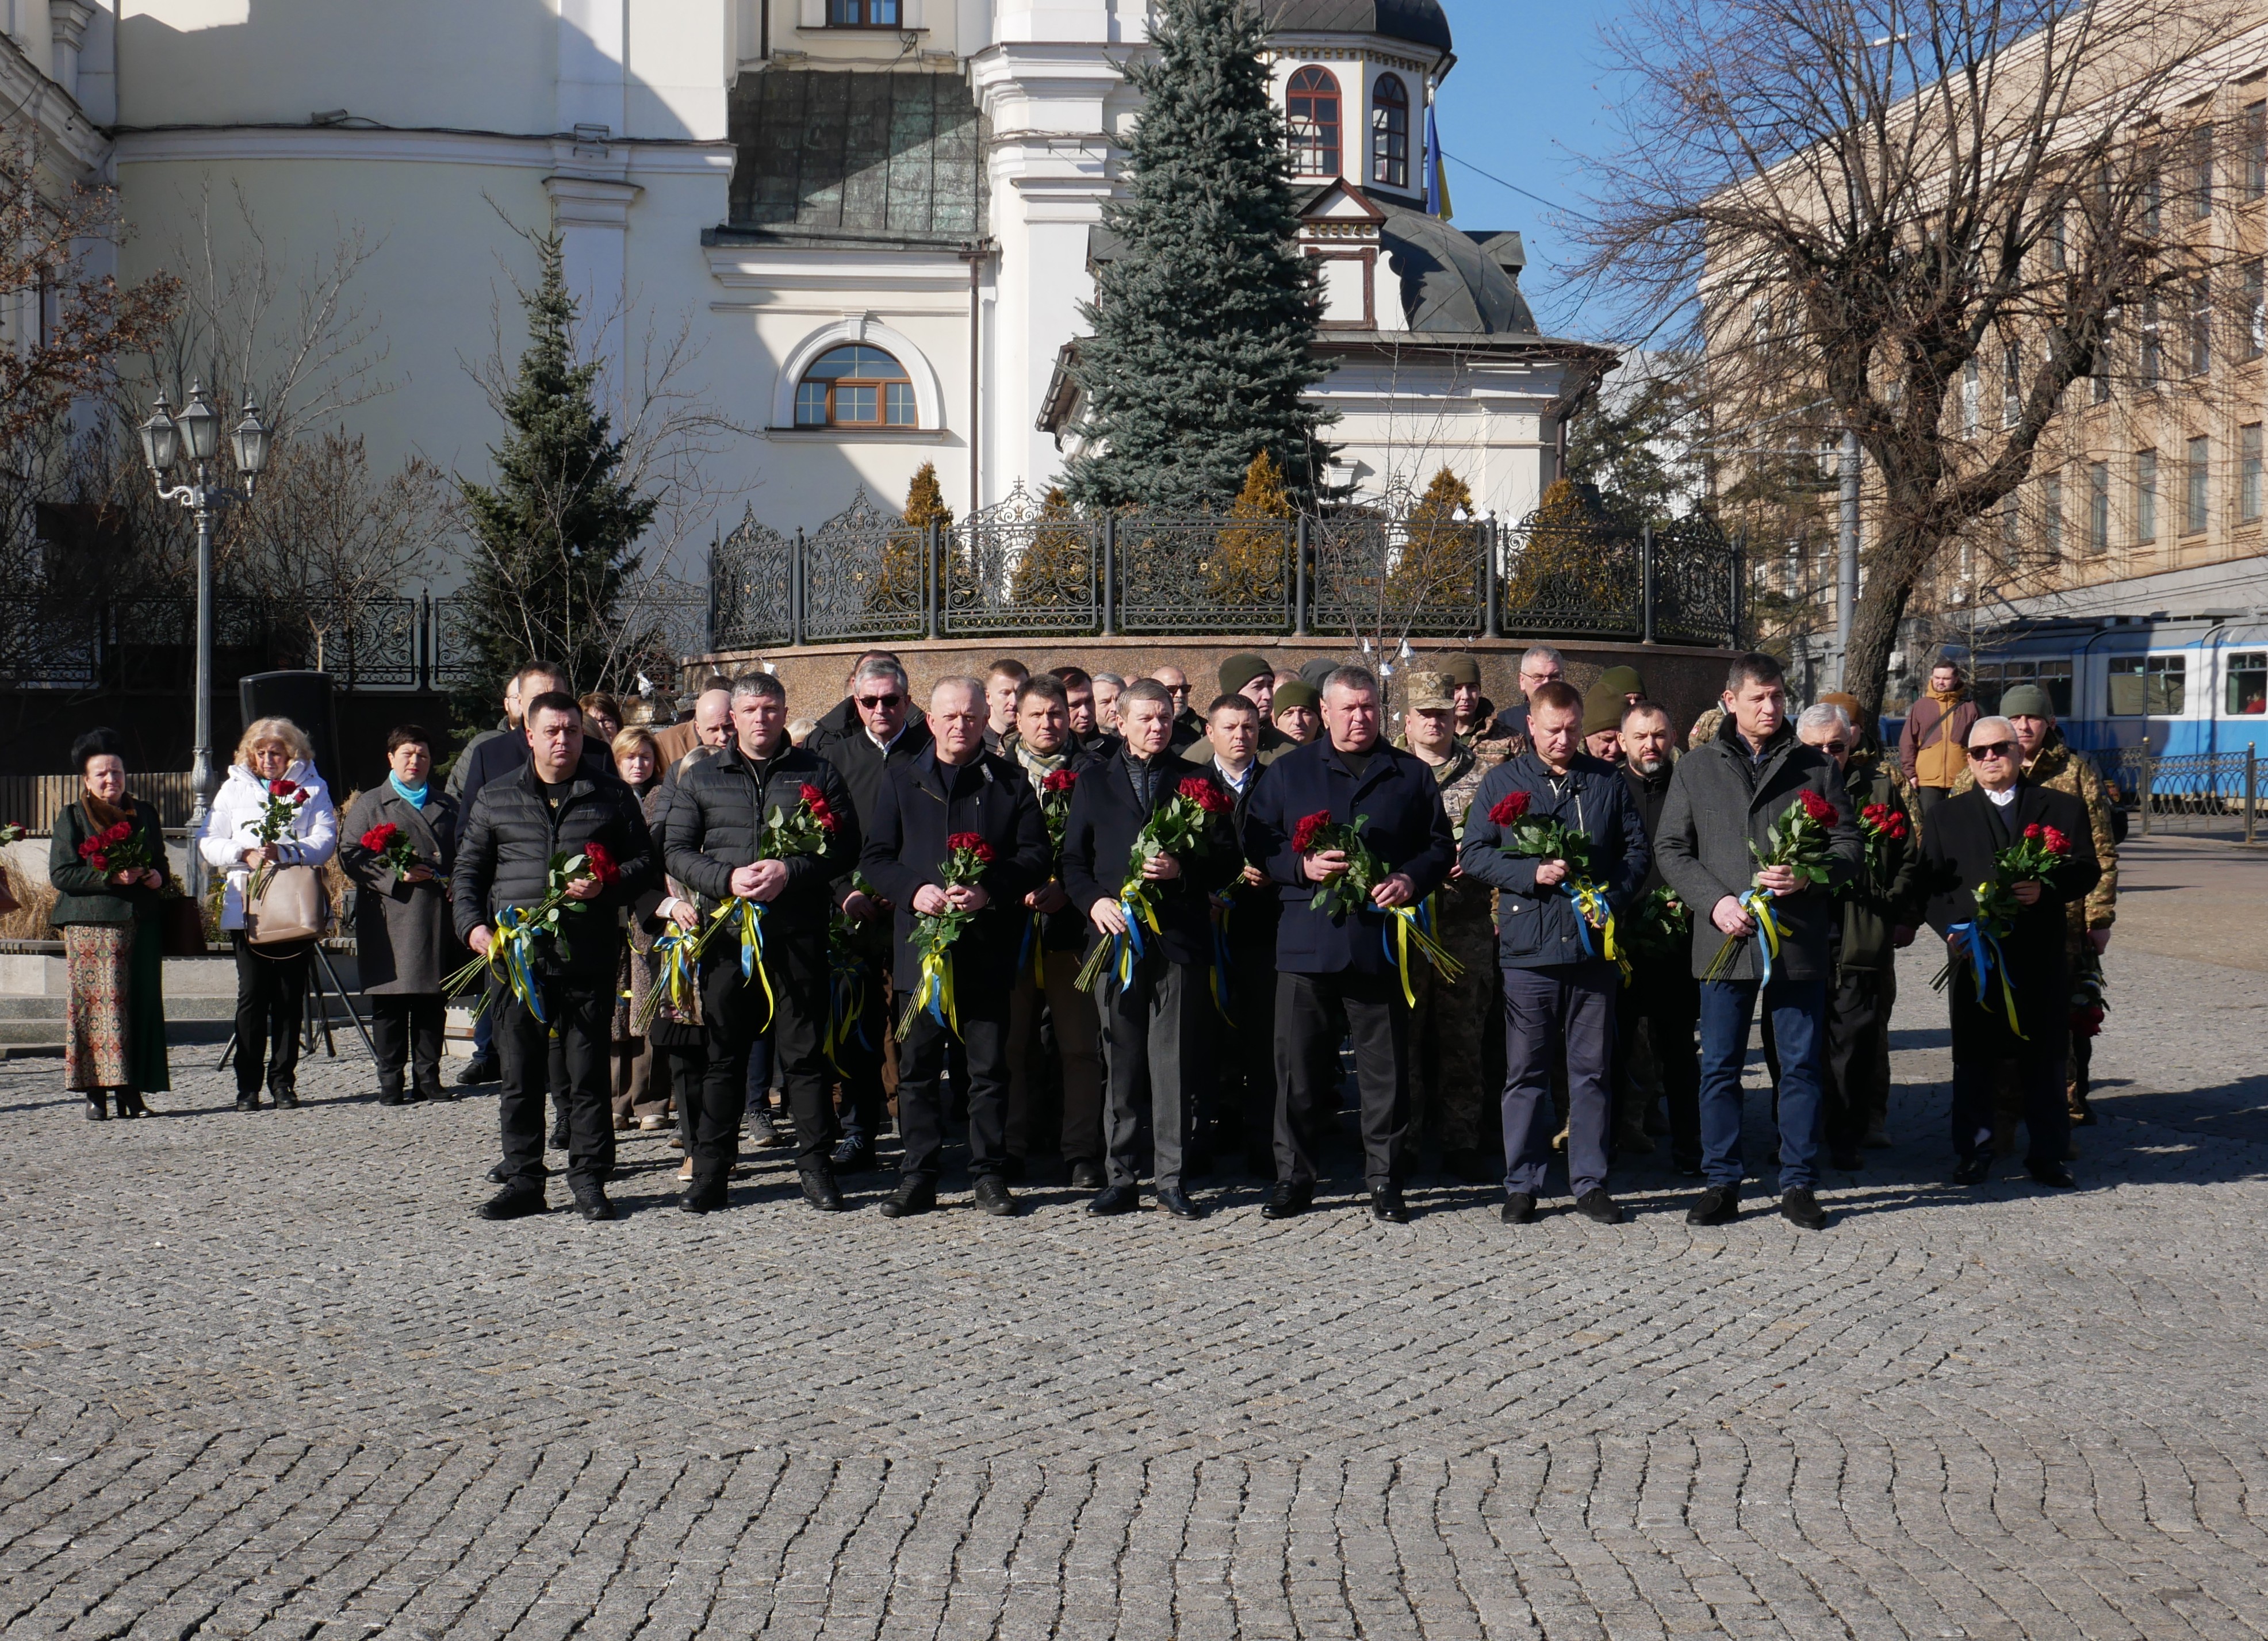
[{"left": 1261, "top": 1, "right": 1454, "bottom": 53}]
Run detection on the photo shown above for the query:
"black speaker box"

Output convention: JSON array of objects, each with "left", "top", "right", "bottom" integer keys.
[{"left": 237, "top": 671, "right": 340, "bottom": 789}]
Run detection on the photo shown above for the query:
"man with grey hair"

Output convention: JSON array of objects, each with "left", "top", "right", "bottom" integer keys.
[
  {"left": 1488, "top": 645, "right": 1566, "bottom": 743},
  {"left": 1244, "top": 665, "right": 1456, "bottom": 1224},
  {"left": 1091, "top": 672, "right": 1125, "bottom": 734}
]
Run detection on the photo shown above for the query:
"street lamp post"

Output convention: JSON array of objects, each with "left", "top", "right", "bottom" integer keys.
[{"left": 140, "top": 381, "right": 270, "bottom": 899}]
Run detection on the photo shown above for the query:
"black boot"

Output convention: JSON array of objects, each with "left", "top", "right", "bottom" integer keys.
[
  {"left": 84, "top": 1090, "right": 109, "bottom": 1122},
  {"left": 110, "top": 1087, "right": 139, "bottom": 1120}
]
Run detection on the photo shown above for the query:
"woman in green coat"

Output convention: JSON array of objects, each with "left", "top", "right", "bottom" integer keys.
[{"left": 48, "top": 729, "right": 171, "bottom": 1118}]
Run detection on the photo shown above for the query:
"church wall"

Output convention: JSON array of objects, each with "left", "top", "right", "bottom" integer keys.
[{"left": 1312, "top": 351, "right": 1559, "bottom": 524}]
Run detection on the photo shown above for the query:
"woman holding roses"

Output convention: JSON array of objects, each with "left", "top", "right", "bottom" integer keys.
[
  {"left": 197, "top": 716, "right": 338, "bottom": 1111},
  {"left": 49, "top": 729, "right": 173, "bottom": 1119},
  {"left": 340, "top": 726, "right": 459, "bottom": 1105}
]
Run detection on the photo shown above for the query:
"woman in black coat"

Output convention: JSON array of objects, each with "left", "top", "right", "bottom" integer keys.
[{"left": 339, "top": 726, "right": 459, "bottom": 1105}]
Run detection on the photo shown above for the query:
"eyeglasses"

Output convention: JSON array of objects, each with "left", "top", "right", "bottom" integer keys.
[
  {"left": 1967, "top": 740, "right": 2017, "bottom": 761},
  {"left": 856, "top": 693, "right": 903, "bottom": 710}
]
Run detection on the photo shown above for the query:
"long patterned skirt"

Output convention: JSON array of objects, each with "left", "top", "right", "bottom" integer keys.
[{"left": 64, "top": 920, "right": 170, "bottom": 1094}]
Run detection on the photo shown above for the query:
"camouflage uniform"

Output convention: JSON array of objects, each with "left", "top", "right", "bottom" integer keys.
[{"left": 1399, "top": 735, "right": 1497, "bottom": 1169}]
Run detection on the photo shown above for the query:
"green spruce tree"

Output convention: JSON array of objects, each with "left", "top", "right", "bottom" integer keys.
[
  {"left": 1063, "top": 0, "right": 1331, "bottom": 512},
  {"left": 457, "top": 235, "right": 657, "bottom": 708}
]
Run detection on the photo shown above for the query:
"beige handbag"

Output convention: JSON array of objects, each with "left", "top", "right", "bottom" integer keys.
[{"left": 246, "top": 862, "right": 331, "bottom": 947}]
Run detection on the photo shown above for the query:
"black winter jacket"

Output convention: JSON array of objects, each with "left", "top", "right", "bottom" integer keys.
[
  {"left": 816, "top": 716, "right": 934, "bottom": 850},
  {"left": 451, "top": 761, "right": 658, "bottom": 980},
  {"left": 660, "top": 739, "right": 859, "bottom": 934},
  {"left": 1459, "top": 752, "right": 1649, "bottom": 971},
  {"left": 1621, "top": 759, "right": 1676, "bottom": 896},
  {"left": 1059, "top": 752, "right": 1239, "bottom": 969}
]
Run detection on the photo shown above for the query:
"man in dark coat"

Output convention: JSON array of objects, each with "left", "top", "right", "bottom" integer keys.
[
  {"left": 814, "top": 655, "right": 935, "bottom": 1170},
  {"left": 859, "top": 676, "right": 1051, "bottom": 1219},
  {"left": 1615, "top": 699, "right": 1702, "bottom": 1172},
  {"left": 1243, "top": 665, "right": 1457, "bottom": 1224},
  {"left": 1061, "top": 679, "right": 1239, "bottom": 1220},
  {"left": 1654, "top": 653, "right": 1863, "bottom": 1230},
  {"left": 1195, "top": 693, "right": 1281, "bottom": 1176},
  {"left": 454, "top": 692, "right": 658, "bottom": 1222},
  {"left": 1921, "top": 714, "right": 2101, "bottom": 1187},
  {"left": 1459, "top": 680, "right": 1650, "bottom": 1225},
  {"left": 661, "top": 673, "right": 861, "bottom": 1214}
]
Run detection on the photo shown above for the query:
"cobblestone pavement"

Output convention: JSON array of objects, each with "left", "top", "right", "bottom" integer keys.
[{"left": 6, "top": 860, "right": 2268, "bottom": 1637}]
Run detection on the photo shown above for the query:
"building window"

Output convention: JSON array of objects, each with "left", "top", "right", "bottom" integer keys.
[
  {"left": 2248, "top": 262, "right": 2266, "bottom": 361},
  {"left": 826, "top": 0, "right": 900, "bottom": 22},
  {"left": 2245, "top": 424, "right": 2263, "bottom": 522},
  {"left": 2141, "top": 294, "right": 2163, "bottom": 383},
  {"left": 2187, "top": 274, "right": 2211, "bottom": 374},
  {"left": 2143, "top": 149, "right": 2162, "bottom": 233},
  {"left": 2043, "top": 473, "right": 2063, "bottom": 559},
  {"left": 2002, "top": 342, "right": 2022, "bottom": 427},
  {"left": 2087, "top": 461, "right": 2109, "bottom": 555},
  {"left": 2228, "top": 650, "right": 2267, "bottom": 715},
  {"left": 1998, "top": 492, "right": 2018, "bottom": 565},
  {"left": 2049, "top": 208, "right": 2067, "bottom": 270},
  {"left": 2184, "top": 434, "right": 2209, "bottom": 534},
  {"left": 1286, "top": 67, "right": 1342, "bottom": 178},
  {"left": 1370, "top": 74, "right": 1409, "bottom": 190},
  {"left": 2247, "top": 101, "right": 2267, "bottom": 197},
  {"left": 794, "top": 344, "right": 916, "bottom": 428},
  {"left": 2136, "top": 448, "right": 2158, "bottom": 542},
  {"left": 2109, "top": 654, "right": 2186, "bottom": 716},
  {"left": 1961, "top": 356, "right": 1979, "bottom": 435},
  {"left": 2189, "top": 122, "right": 2215, "bottom": 218}
]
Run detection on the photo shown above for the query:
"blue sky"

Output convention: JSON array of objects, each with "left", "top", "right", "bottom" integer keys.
[{"left": 1431, "top": 0, "right": 1626, "bottom": 341}]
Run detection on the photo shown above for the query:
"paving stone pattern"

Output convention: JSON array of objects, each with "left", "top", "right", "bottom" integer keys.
[{"left": 4, "top": 937, "right": 2267, "bottom": 1638}]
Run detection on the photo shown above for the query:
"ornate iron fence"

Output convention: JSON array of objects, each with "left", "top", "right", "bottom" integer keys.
[
  {"left": 2118, "top": 747, "right": 2263, "bottom": 842},
  {"left": 707, "top": 493, "right": 1745, "bottom": 651},
  {"left": 0, "top": 594, "right": 431, "bottom": 692}
]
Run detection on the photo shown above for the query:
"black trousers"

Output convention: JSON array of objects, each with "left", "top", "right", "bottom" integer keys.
[
  {"left": 1099, "top": 952, "right": 1209, "bottom": 1192},
  {"left": 1953, "top": 1056, "right": 2067, "bottom": 1168},
  {"left": 1619, "top": 958, "right": 1700, "bottom": 1164},
  {"left": 1217, "top": 937, "right": 1279, "bottom": 1152},
  {"left": 1274, "top": 969, "right": 1409, "bottom": 1190},
  {"left": 896, "top": 987, "right": 1010, "bottom": 1183},
  {"left": 370, "top": 994, "right": 445, "bottom": 1096},
  {"left": 689, "top": 939, "right": 838, "bottom": 1191},
  {"left": 834, "top": 963, "right": 892, "bottom": 1148},
  {"left": 232, "top": 934, "right": 308, "bottom": 1095},
  {"left": 496, "top": 977, "right": 615, "bottom": 1199},
  {"left": 1822, "top": 967, "right": 1888, "bottom": 1159}
]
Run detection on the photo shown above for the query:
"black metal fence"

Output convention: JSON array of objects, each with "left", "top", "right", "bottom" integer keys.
[
  {"left": 709, "top": 485, "right": 1744, "bottom": 653},
  {"left": 2117, "top": 747, "right": 2263, "bottom": 843}
]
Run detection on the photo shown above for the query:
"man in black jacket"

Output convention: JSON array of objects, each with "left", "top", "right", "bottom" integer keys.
[
  {"left": 1196, "top": 693, "right": 1279, "bottom": 1176},
  {"left": 1061, "top": 680, "right": 1239, "bottom": 1220},
  {"left": 859, "top": 676, "right": 1051, "bottom": 1219},
  {"left": 1616, "top": 700, "right": 1702, "bottom": 1174},
  {"left": 814, "top": 655, "right": 935, "bottom": 1170},
  {"left": 661, "top": 673, "right": 860, "bottom": 1214},
  {"left": 1921, "top": 715, "right": 2101, "bottom": 1187},
  {"left": 1243, "top": 666, "right": 1457, "bottom": 1225},
  {"left": 454, "top": 692, "right": 657, "bottom": 1222}
]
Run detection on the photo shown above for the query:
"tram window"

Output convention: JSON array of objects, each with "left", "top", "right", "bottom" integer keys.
[
  {"left": 1974, "top": 658, "right": 2071, "bottom": 718},
  {"left": 2038, "top": 659, "right": 2074, "bottom": 718},
  {"left": 1973, "top": 662, "right": 2003, "bottom": 712},
  {"left": 2109, "top": 654, "right": 2186, "bottom": 716},
  {"left": 2229, "top": 651, "right": 2267, "bottom": 715}
]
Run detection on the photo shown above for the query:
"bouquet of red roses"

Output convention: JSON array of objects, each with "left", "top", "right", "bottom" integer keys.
[
  {"left": 898, "top": 831, "right": 994, "bottom": 1038},
  {"left": 1703, "top": 787, "right": 1840, "bottom": 980},
  {"left": 1857, "top": 800, "right": 1910, "bottom": 887},
  {"left": 1288, "top": 807, "right": 1464, "bottom": 1000},
  {"left": 358, "top": 820, "right": 421, "bottom": 877},
  {"left": 444, "top": 841, "right": 622, "bottom": 1022},
  {"left": 1076, "top": 775, "right": 1233, "bottom": 994},
  {"left": 1038, "top": 766, "right": 1079, "bottom": 854},
  {"left": 245, "top": 778, "right": 311, "bottom": 898},
  {"left": 1482, "top": 789, "right": 1618, "bottom": 961},
  {"left": 1933, "top": 821, "right": 2072, "bottom": 1036},
  {"left": 79, "top": 818, "right": 154, "bottom": 880}
]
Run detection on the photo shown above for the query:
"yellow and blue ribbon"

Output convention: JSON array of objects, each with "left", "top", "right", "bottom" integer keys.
[
  {"left": 1569, "top": 878, "right": 1619, "bottom": 966},
  {"left": 1739, "top": 888, "right": 1786, "bottom": 983},
  {"left": 1381, "top": 896, "right": 1464, "bottom": 1007},
  {"left": 1207, "top": 892, "right": 1237, "bottom": 1024},
  {"left": 1948, "top": 916, "right": 2028, "bottom": 1040},
  {"left": 824, "top": 941, "right": 871, "bottom": 1073},
  {"left": 902, "top": 945, "right": 960, "bottom": 1039},
  {"left": 705, "top": 897, "right": 777, "bottom": 1030},
  {"left": 637, "top": 921, "right": 702, "bottom": 1032},
  {"left": 491, "top": 906, "right": 546, "bottom": 1025}
]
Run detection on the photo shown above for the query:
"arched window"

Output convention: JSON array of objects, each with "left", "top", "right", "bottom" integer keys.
[
  {"left": 1286, "top": 67, "right": 1342, "bottom": 178},
  {"left": 794, "top": 344, "right": 917, "bottom": 428},
  {"left": 1371, "top": 74, "right": 1410, "bottom": 190}
]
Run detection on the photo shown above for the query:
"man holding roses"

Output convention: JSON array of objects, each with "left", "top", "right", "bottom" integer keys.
[
  {"left": 1242, "top": 666, "right": 1455, "bottom": 1225},
  {"left": 661, "top": 672, "right": 861, "bottom": 1214},
  {"left": 454, "top": 692, "right": 658, "bottom": 1222},
  {"left": 1655, "top": 654, "right": 1863, "bottom": 1230},
  {"left": 1459, "top": 681, "right": 1650, "bottom": 1225},
  {"left": 1062, "top": 679, "right": 1239, "bottom": 1220},
  {"left": 1920, "top": 715, "right": 2101, "bottom": 1188}
]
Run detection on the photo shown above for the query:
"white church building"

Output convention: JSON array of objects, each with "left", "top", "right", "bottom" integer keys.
[{"left": 24, "top": 0, "right": 1607, "bottom": 550}]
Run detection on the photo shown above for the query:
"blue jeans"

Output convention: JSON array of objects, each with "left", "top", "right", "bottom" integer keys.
[
  {"left": 1698, "top": 975, "right": 1826, "bottom": 1192},
  {"left": 1499, "top": 961, "right": 1616, "bottom": 1198}
]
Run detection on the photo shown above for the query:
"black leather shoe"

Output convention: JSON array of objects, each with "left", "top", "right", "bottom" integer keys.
[
  {"left": 478, "top": 1187, "right": 545, "bottom": 1221},
  {"left": 1500, "top": 1193, "right": 1537, "bottom": 1224},
  {"left": 1260, "top": 1181, "right": 1312, "bottom": 1220},
  {"left": 1088, "top": 1183, "right": 1140, "bottom": 1216},
  {"left": 878, "top": 1177, "right": 935, "bottom": 1218},
  {"left": 235, "top": 1094, "right": 262, "bottom": 1113},
  {"left": 1155, "top": 1184, "right": 1206, "bottom": 1221},
  {"left": 378, "top": 1088, "right": 409, "bottom": 1106},
  {"left": 1070, "top": 1160, "right": 1106, "bottom": 1190},
  {"left": 573, "top": 1193, "right": 618, "bottom": 1222},
  {"left": 972, "top": 1177, "right": 1020, "bottom": 1217},
  {"left": 831, "top": 1138, "right": 877, "bottom": 1173},
  {"left": 1952, "top": 1153, "right": 1993, "bottom": 1186},
  {"left": 1672, "top": 1152, "right": 1704, "bottom": 1178},
  {"left": 421, "top": 1085, "right": 454, "bottom": 1103},
  {"left": 85, "top": 1092, "right": 109, "bottom": 1121},
  {"left": 1779, "top": 1188, "right": 1828, "bottom": 1230},
  {"left": 1686, "top": 1185, "right": 1741, "bottom": 1225},
  {"left": 270, "top": 1087, "right": 298, "bottom": 1109},
  {"left": 1369, "top": 1186, "right": 1410, "bottom": 1225},
  {"left": 2028, "top": 1162, "right": 2078, "bottom": 1188},
  {"left": 799, "top": 1169, "right": 845, "bottom": 1211},
  {"left": 680, "top": 1187, "right": 724, "bottom": 1215},
  {"left": 457, "top": 1055, "right": 500, "bottom": 1087},
  {"left": 549, "top": 1124, "right": 569, "bottom": 1153},
  {"left": 1576, "top": 1188, "right": 1625, "bottom": 1225}
]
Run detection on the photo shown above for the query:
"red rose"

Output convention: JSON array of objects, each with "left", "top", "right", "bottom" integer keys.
[
  {"left": 799, "top": 783, "right": 838, "bottom": 831},
  {"left": 947, "top": 831, "right": 994, "bottom": 864},
  {"left": 268, "top": 779, "right": 294, "bottom": 798},
  {"left": 87, "top": 852, "right": 107, "bottom": 871},
  {"left": 1490, "top": 792, "right": 1532, "bottom": 827},
  {"left": 361, "top": 823, "right": 399, "bottom": 852},
  {"left": 1178, "top": 776, "right": 1232, "bottom": 815},
  {"left": 579, "top": 841, "right": 620, "bottom": 884},
  {"left": 1798, "top": 789, "right": 1837, "bottom": 825},
  {"left": 103, "top": 820, "right": 133, "bottom": 843},
  {"left": 1291, "top": 810, "right": 1334, "bottom": 854},
  {"left": 1041, "top": 768, "right": 1079, "bottom": 795},
  {"left": 2041, "top": 826, "right": 2070, "bottom": 856}
]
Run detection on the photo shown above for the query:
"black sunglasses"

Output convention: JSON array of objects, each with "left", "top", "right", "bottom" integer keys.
[
  {"left": 1968, "top": 740, "right": 2017, "bottom": 760},
  {"left": 856, "top": 693, "right": 903, "bottom": 710}
]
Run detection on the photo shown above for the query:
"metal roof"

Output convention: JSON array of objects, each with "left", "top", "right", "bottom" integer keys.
[{"left": 1260, "top": 0, "right": 1454, "bottom": 52}]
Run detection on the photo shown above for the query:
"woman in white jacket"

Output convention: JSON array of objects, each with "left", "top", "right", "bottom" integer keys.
[{"left": 198, "top": 716, "right": 338, "bottom": 1110}]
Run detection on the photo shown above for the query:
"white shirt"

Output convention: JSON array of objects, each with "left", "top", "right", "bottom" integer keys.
[
  {"left": 1985, "top": 785, "right": 2017, "bottom": 808},
  {"left": 1215, "top": 759, "right": 1255, "bottom": 796}
]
